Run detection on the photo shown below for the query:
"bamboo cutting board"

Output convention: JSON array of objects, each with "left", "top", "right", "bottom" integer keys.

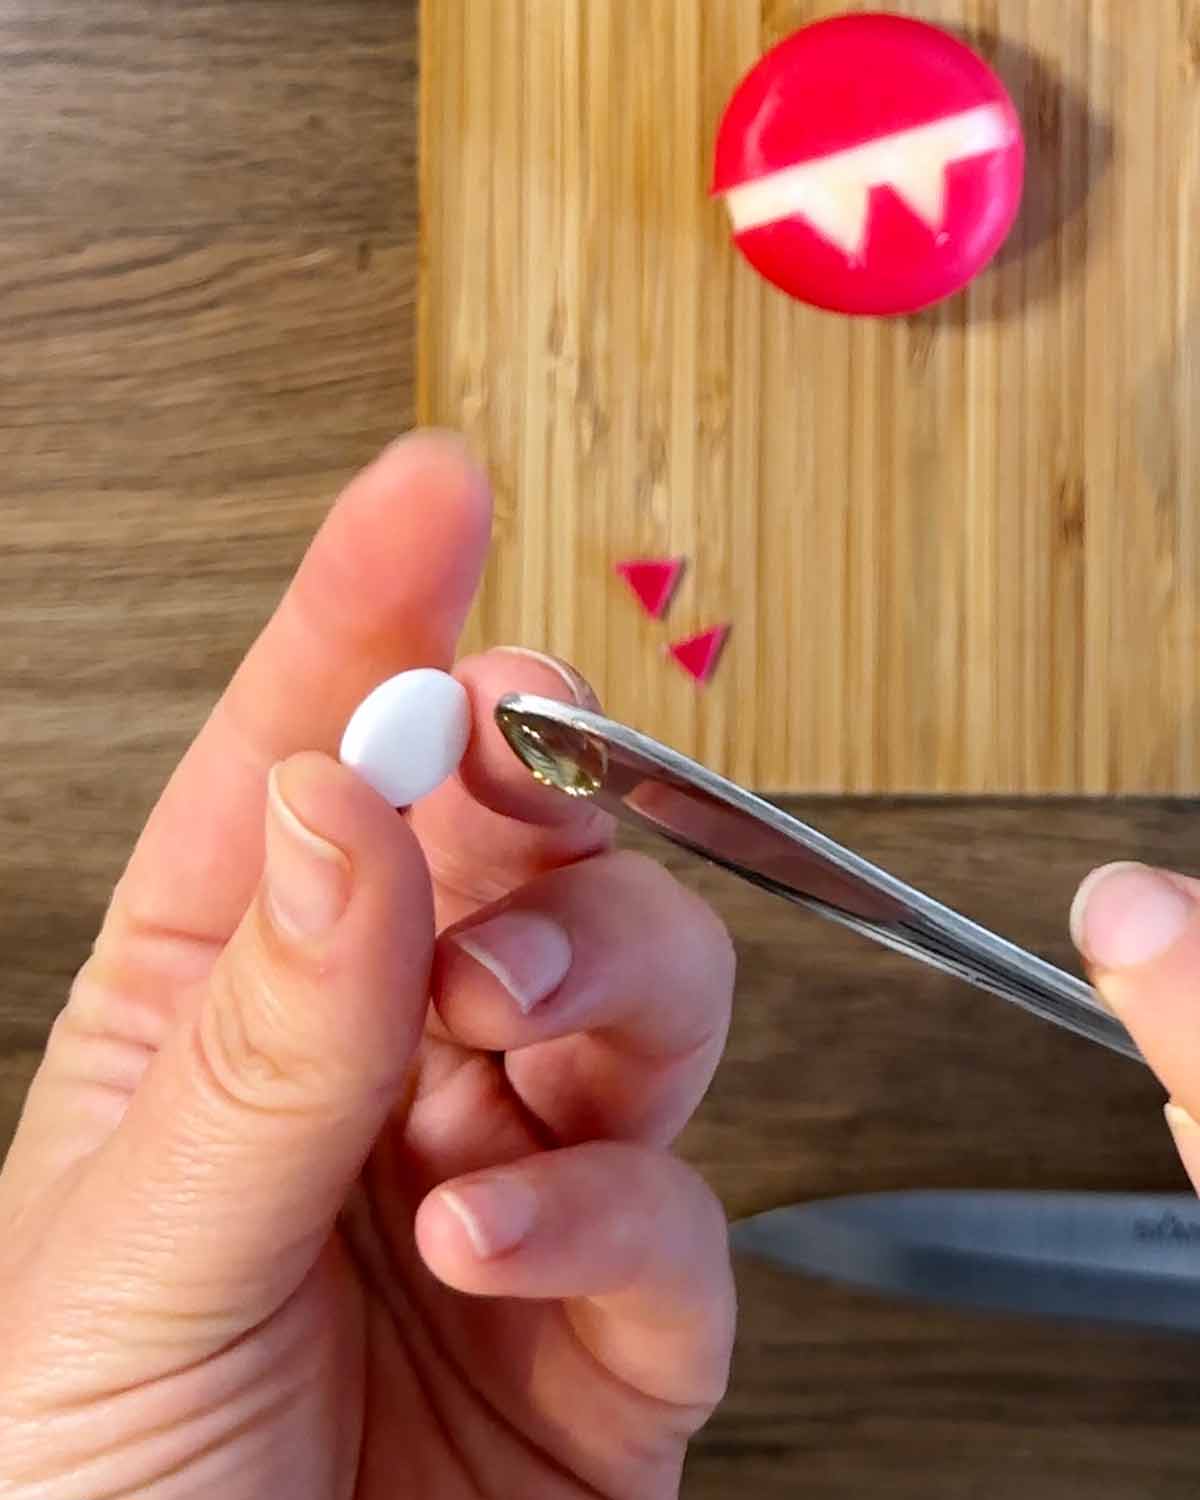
[{"left": 420, "top": 0, "right": 1200, "bottom": 795}]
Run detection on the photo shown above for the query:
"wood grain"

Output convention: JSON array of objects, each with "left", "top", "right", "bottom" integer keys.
[
  {"left": 674, "top": 797, "right": 1187, "bottom": 1217},
  {"left": 0, "top": 0, "right": 419, "bottom": 1142},
  {"left": 691, "top": 1257, "right": 1200, "bottom": 1500},
  {"left": 421, "top": 0, "right": 1200, "bottom": 794},
  {"left": 3, "top": 3, "right": 1200, "bottom": 1494}
]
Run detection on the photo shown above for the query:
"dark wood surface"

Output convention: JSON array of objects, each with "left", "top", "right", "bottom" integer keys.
[{"left": 1, "top": 4, "right": 1198, "bottom": 1495}]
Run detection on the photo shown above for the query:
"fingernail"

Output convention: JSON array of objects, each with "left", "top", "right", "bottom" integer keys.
[
  {"left": 1068, "top": 862, "right": 1142, "bottom": 953},
  {"left": 1166, "top": 1102, "right": 1200, "bottom": 1134},
  {"left": 265, "top": 763, "right": 352, "bottom": 940},
  {"left": 451, "top": 911, "right": 572, "bottom": 1013},
  {"left": 495, "top": 646, "right": 600, "bottom": 709},
  {"left": 440, "top": 1176, "right": 538, "bottom": 1259},
  {"left": 1070, "top": 862, "right": 1193, "bottom": 969}
]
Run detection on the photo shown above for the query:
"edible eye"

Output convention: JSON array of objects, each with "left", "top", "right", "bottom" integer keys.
[{"left": 339, "top": 669, "right": 471, "bottom": 807}]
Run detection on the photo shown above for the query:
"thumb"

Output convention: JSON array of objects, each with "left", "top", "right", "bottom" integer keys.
[
  {"left": 1071, "top": 861, "right": 1200, "bottom": 1172},
  {"left": 73, "top": 752, "right": 433, "bottom": 1334}
]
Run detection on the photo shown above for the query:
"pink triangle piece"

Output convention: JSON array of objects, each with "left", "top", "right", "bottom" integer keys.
[
  {"left": 615, "top": 557, "right": 685, "bottom": 619},
  {"left": 667, "top": 624, "right": 730, "bottom": 684}
]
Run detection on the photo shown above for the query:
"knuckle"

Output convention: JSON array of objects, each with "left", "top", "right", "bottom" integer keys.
[
  {"left": 691, "top": 895, "right": 738, "bottom": 995},
  {"left": 676, "top": 1169, "right": 737, "bottom": 1370},
  {"left": 667, "top": 1152, "right": 729, "bottom": 1241},
  {"left": 680, "top": 894, "right": 738, "bottom": 1014},
  {"left": 196, "top": 960, "right": 323, "bottom": 1117},
  {"left": 598, "top": 850, "right": 738, "bottom": 1061},
  {"left": 625, "top": 1149, "right": 737, "bottom": 1405},
  {"left": 607, "top": 850, "right": 737, "bottom": 977}
]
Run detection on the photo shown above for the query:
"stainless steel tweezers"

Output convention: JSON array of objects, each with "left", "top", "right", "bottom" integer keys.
[{"left": 495, "top": 694, "right": 1140, "bottom": 1063}]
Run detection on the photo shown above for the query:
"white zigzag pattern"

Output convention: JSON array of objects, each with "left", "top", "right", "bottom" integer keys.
[{"left": 722, "top": 104, "right": 1016, "bottom": 259}]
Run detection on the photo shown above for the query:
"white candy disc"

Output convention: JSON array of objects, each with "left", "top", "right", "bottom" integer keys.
[{"left": 339, "top": 669, "right": 471, "bottom": 807}]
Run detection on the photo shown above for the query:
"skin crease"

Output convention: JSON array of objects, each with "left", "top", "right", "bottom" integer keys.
[{"left": 0, "top": 434, "right": 736, "bottom": 1500}]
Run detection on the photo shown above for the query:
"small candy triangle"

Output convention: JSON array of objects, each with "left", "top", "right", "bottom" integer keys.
[
  {"left": 615, "top": 557, "right": 685, "bottom": 619},
  {"left": 667, "top": 624, "right": 730, "bottom": 684}
]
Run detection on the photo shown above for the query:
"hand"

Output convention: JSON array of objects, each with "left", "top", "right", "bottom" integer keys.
[
  {"left": 0, "top": 433, "right": 736, "bottom": 1499},
  {"left": 1072, "top": 862, "right": 1200, "bottom": 1175}
]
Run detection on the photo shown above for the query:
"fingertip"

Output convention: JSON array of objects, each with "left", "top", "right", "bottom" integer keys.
[
  {"left": 454, "top": 649, "right": 611, "bottom": 832},
  {"left": 337, "top": 429, "right": 493, "bottom": 560},
  {"left": 307, "top": 429, "right": 494, "bottom": 672},
  {"left": 363, "top": 429, "right": 493, "bottom": 578},
  {"left": 419, "top": 1144, "right": 733, "bottom": 1408},
  {"left": 1066, "top": 862, "right": 1200, "bottom": 1115},
  {"left": 413, "top": 1191, "right": 463, "bottom": 1282},
  {"left": 415, "top": 1176, "right": 540, "bottom": 1293},
  {"left": 366, "top": 428, "right": 492, "bottom": 523},
  {"left": 1070, "top": 862, "right": 1194, "bottom": 971},
  {"left": 1069, "top": 862, "right": 1144, "bottom": 956}
]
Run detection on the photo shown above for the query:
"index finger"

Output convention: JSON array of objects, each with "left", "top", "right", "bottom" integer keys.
[{"left": 106, "top": 432, "right": 492, "bottom": 959}]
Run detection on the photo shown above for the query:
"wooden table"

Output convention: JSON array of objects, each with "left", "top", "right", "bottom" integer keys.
[
  {"left": 1, "top": 5, "right": 1198, "bottom": 1495},
  {"left": 423, "top": 0, "right": 1200, "bottom": 799}
]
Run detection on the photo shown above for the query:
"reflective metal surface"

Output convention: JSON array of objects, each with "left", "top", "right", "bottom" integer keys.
[
  {"left": 732, "top": 1192, "right": 1200, "bottom": 1332},
  {"left": 496, "top": 694, "right": 1140, "bottom": 1062}
]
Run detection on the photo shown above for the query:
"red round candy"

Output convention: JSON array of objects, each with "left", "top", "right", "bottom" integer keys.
[{"left": 712, "top": 13, "right": 1025, "bottom": 316}]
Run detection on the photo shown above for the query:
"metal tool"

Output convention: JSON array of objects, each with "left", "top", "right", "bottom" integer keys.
[
  {"left": 495, "top": 694, "right": 1139, "bottom": 1062},
  {"left": 731, "top": 1191, "right": 1200, "bottom": 1332}
]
